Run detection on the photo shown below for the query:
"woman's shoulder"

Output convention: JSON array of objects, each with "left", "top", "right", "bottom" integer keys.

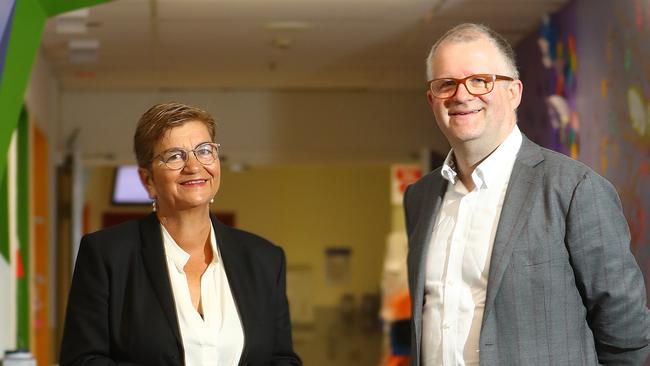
[{"left": 81, "top": 216, "right": 144, "bottom": 253}]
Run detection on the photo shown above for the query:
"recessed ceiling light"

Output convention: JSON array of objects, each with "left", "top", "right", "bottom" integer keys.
[
  {"left": 56, "top": 18, "right": 87, "bottom": 34},
  {"left": 70, "top": 49, "right": 98, "bottom": 64},
  {"left": 56, "top": 8, "right": 90, "bottom": 34},
  {"left": 69, "top": 39, "right": 99, "bottom": 50},
  {"left": 265, "top": 21, "right": 311, "bottom": 32},
  {"left": 57, "top": 8, "right": 89, "bottom": 19},
  {"left": 270, "top": 37, "right": 292, "bottom": 50},
  {"left": 69, "top": 39, "right": 99, "bottom": 64}
]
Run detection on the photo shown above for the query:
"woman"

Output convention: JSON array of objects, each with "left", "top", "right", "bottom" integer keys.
[{"left": 60, "top": 102, "right": 302, "bottom": 366}]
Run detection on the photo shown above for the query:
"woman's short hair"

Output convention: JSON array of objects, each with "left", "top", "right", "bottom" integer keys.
[{"left": 134, "top": 102, "right": 216, "bottom": 169}]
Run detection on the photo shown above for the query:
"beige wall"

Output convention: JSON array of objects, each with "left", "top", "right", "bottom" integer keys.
[
  {"left": 84, "top": 163, "right": 392, "bottom": 308},
  {"left": 61, "top": 89, "right": 447, "bottom": 166}
]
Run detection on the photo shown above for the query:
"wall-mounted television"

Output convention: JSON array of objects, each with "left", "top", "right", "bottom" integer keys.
[{"left": 111, "top": 165, "right": 150, "bottom": 205}]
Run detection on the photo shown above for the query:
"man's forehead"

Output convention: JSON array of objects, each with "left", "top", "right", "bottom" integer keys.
[
  {"left": 435, "top": 36, "right": 497, "bottom": 56},
  {"left": 431, "top": 38, "right": 506, "bottom": 74}
]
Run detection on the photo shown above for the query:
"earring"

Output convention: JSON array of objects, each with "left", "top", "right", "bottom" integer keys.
[
  {"left": 152, "top": 199, "right": 157, "bottom": 212},
  {"left": 210, "top": 197, "right": 214, "bottom": 204}
]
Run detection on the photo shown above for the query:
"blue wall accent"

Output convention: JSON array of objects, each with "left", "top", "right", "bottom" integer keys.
[{"left": 0, "top": 0, "right": 16, "bottom": 85}]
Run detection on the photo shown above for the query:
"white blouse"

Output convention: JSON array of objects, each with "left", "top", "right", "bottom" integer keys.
[{"left": 162, "top": 224, "right": 244, "bottom": 366}]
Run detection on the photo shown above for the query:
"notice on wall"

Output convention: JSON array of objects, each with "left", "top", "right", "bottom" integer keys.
[
  {"left": 324, "top": 247, "right": 351, "bottom": 285},
  {"left": 391, "top": 164, "right": 422, "bottom": 205}
]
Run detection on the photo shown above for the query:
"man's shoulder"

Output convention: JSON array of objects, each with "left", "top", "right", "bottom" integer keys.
[
  {"left": 522, "top": 140, "right": 598, "bottom": 177},
  {"left": 408, "top": 166, "right": 444, "bottom": 194},
  {"left": 521, "top": 138, "right": 614, "bottom": 190}
]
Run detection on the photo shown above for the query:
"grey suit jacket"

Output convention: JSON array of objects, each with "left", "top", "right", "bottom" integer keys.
[{"left": 404, "top": 135, "right": 650, "bottom": 365}]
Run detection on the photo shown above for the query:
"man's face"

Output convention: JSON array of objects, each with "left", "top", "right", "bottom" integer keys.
[{"left": 427, "top": 36, "right": 522, "bottom": 153}]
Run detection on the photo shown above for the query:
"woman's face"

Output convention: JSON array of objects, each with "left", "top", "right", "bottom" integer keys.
[{"left": 139, "top": 120, "right": 220, "bottom": 215}]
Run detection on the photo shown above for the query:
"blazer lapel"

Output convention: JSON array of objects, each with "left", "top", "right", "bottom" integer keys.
[
  {"left": 139, "top": 213, "right": 183, "bottom": 346},
  {"left": 407, "top": 171, "right": 447, "bottom": 364},
  {"left": 410, "top": 173, "right": 448, "bottom": 298},
  {"left": 212, "top": 216, "right": 251, "bottom": 363},
  {"left": 482, "top": 136, "right": 544, "bottom": 325}
]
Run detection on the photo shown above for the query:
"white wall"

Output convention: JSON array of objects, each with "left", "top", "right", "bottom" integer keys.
[
  {"left": 24, "top": 47, "right": 61, "bottom": 340},
  {"left": 60, "top": 89, "right": 448, "bottom": 166},
  {"left": 25, "top": 49, "right": 60, "bottom": 139}
]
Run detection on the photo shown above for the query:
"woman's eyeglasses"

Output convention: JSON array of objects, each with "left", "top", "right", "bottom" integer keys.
[{"left": 153, "top": 142, "right": 220, "bottom": 170}]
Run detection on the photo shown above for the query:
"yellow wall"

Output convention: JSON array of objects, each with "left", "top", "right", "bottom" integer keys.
[{"left": 84, "top": 163, "right": 392, "bottom": 308}]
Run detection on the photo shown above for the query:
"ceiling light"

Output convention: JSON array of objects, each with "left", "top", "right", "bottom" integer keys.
[
  {"left": 265, "top": 21, "right": 311, "bottom": 32},
  {"left": 56, "top": 8, "right": 90, "bottom": 34},
  {"left": 56, "top": 18, "right": 87, "bottom": 34},
  {"left": 69, "top": 39, "right": 99, "bottom": 50},
  {"left": 270, "top": 37, "right": 292, "bottom": 50},
  {"left": 69, "top": 49, "right": 98, "bottom": 64},
  {"left": 58, "top": 8, "right": 89, "bottom": 19},
  {"left": 69, "top": 39, "right": 99, "bottom": 64}
]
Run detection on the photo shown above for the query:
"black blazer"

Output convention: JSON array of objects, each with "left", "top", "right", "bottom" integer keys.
[{"left": 60, "top": 213, "right": 301, "bottom": 366}]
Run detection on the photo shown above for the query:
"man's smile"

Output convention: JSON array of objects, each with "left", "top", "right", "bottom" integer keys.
[{"left": 448, "top": 108, "right": 482, "bottom": 116}]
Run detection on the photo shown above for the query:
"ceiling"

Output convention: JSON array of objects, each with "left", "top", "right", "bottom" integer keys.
[{"left": 41, "top": 0, "right": 569, "bottom": 91}]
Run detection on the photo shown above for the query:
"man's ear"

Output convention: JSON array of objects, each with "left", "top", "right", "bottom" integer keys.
[
  {"left": 426, "top": 90, "right": 436, "bottom": 110},
  {"left": 138, "top": 167, "right": 157, "bottom": 199},
  {"left": 508, "top": 79, "right": 523, "bottom": 110}
]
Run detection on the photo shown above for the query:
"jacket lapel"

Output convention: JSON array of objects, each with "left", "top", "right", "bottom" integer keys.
[
  {"left": 139, "top": 213, "right": 183, "bottom": 347},
  {"left": 212, "top": 216, "right": 250, "bottom": 364},
  {"left": 408, "top": 171, "right": 447, "bottom": 364},
  {"left": 410, "top": 173, "right": 448, "bottom": 300},
  {"left": 482, "top": 136, "right": 544, "bottom": 325}
]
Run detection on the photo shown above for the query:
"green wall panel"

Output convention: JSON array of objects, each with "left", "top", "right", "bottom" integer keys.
[
  {"left": 0, "top": 0, "right": 46, "bottom": 181},
  {"left": 16, "top": 106, "right": 29, "bottom": 348},
  {"left": 0, "top": 0, "right": 110, "bottom": 351},
  {"left": 41, "top": 0, "right": 112, "bottom": 17}
]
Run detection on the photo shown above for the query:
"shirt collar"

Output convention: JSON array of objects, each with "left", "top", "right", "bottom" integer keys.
[
  {"left": 162, "top": 223, "right": 219, "bottom": 274},
  {"left": 440, "top": 151, "right": 458, "bottom": 184},
  {"left": 440, "top": 125, "right": 523, "bottom": 189}
]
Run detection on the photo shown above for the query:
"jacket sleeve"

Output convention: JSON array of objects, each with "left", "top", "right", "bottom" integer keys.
[
  {"left": 565, "top": 172, "right": 650, "bottom": 365},
  {"left": 59, "top": 235, "right": 143, "bottom": 366},
  {"left": 270, "top": 247, "right": 302, "bottom": 366}
]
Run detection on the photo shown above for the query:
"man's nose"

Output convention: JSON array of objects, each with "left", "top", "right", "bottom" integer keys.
[{"left": 452, "top": 82, "right": 474, "bottom": 101}]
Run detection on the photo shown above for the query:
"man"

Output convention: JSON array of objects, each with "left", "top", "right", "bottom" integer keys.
[{"left": 404, "top": 23, "right": 650, "bottom": 365}]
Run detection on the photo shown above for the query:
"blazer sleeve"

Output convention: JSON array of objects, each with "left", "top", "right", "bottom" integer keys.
[
  {"left": 270, "top": 247, "right": 303, "bottom": 366},
  {"left": 565, "top": 171, "right": 650, "bottom": 365},
  {"left": 59, "top": 235, "right": 143, "bottom": 366}
]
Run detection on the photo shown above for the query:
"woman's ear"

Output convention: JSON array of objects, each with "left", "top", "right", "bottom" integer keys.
[{"left": 138, "top": 167, "right": 157, "bottom": 199}]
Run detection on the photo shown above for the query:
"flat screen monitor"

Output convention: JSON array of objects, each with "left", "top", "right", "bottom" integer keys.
[{"left": 111, "top": 165, "right": 150, "bottom": 205}]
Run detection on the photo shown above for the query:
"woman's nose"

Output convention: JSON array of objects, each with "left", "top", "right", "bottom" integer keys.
[{"left": 182, "top": 153, "right": 202, "bottom": 172}]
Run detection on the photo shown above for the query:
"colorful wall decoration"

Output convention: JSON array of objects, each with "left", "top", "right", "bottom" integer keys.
[
  {"left": 576, "top": 0, "right": 650, "bottom": 302},
  {"left": 0, "top": 0, "right": 109, "bottom": 355},
  {"left": 517, "top": 0, "right": 650, "bottom": 302},
  {"left": 517, "top": 0, "right": 579, "bottom": 157}
]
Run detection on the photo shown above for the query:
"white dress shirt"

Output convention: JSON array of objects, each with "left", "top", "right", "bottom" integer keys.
[
  {"left": 162, "top": 224, "right": 244, "bottom": 366},
  {"left": 422, "top": 126, "right": 522, "bottom": 366}
]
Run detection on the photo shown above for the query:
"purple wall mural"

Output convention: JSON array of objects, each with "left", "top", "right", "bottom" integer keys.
[
  {"left": 577, "top": 0, "right": 650, "bottom": 301},
  {"left": 517, "top": 0, "right": 650, "bottom": 305},
  {"left": 517, "top": 0, "right": 578, "bottom": 157},
  {"left": 0, "top": 0, "right": 16, "bottom": 86}
]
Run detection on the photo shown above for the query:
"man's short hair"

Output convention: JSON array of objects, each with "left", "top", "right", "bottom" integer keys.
[{"left": 425, "top": 23, "right": 519, "bottom": 81}]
